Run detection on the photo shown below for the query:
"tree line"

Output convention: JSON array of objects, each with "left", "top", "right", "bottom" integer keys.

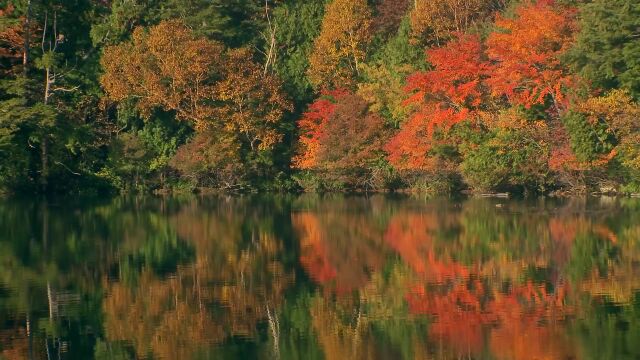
[{"left": 1, "top": 0, "right": 639, "bottom": 194}]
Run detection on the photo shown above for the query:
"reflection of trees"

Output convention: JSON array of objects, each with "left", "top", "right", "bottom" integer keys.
[
  {"left": 0, "top": 325, "right": 38, "bottom": 360},
  {"left": 2, "top": 196, "right": 640, "bottom": 359},
  {"left": 104, "top": 269, "right": 224, "bottom": 359},
  {"left": 0, "top": 199, "right": 122, "bottom": 360},
  {"left": 292, "top": 196, "right": 640, "bottom": 359},
  {"left": 292, "top": 197, "right": 389, "bottom": 295},
  {"left": 490, "top": 322, "right": 575, "bottom": 360},
  {"left": 103, "top": 198, "right": 293, "bottom": 359},
  {"left": 381, "top": 198, "right": 640, "bottom": 359},
  {"left": 309, "top": 264, "right": 428, "bottom": 360}
]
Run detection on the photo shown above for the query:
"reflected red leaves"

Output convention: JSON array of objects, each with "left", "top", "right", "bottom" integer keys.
[{"left": 293, "top": 210, "right": 387, "bottom": 296}]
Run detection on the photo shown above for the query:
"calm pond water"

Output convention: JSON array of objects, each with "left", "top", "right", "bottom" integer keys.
[{"left": 0, "top": 195, "right": 639, "bottom": 360}]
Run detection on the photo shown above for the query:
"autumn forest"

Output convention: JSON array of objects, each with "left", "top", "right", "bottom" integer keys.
[{"left": 1, "top": 0, "right": 640, "bottom": 195}]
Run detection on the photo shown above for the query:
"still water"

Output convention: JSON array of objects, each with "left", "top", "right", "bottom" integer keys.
[{"left": 0, "top": 195, "right": 639, "bottom": 359}]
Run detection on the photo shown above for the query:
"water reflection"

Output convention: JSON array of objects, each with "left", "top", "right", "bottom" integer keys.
[{"left": 0, "top": 195, "right": 639, "bottom": 359}]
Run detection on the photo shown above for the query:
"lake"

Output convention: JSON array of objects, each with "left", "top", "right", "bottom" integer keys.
[{"left": 0, "top": 195, "right": 639, "bottom": 359}]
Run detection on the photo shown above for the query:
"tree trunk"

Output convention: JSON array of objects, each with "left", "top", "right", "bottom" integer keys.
[
  {"left": 41, "top": 136, "right": 48, "bottom": 191},
  {"left": 41, "top": 65, "right": 51, "bottom": 192},
  {"left": 23, "top": 0, "right": 32, "bottom": 72}
]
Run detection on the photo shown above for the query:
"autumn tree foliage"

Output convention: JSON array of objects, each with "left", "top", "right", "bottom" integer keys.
[
  {"left": 101, "top": 20, "right": 224, "bottom": 129},
  {"left": 294, "top": 91, "right": 389, "bottom": 189},
  {"left": 293, "top": 208, "right": 387, "bottom": 295},
  {"left": 214, "top": 48, "right": 293, "bottom": 152},
  {"left": 307, "top": 0, "right": 373, "bottom": 89},
  {"left": 101, "top": 20, "right": 291, "bottom": 188},
  {"left": 169, "top": 130, "right": 244, "bottom": 188},
  {"left": 383, "top": 207, "right": 579, "bottom": 358},
  {"left": 3, "top": 0, "right": 640, "bottom": 194},
  {"left": 294, "top": 89, "right": 347, "bottom": 170},
  {"left": 105, "top": 201, "right": 293, "bottom": 359},
  {"left": 381, "top": 0, "right": 589, "bottom": 192},
  {"left": 409, "top": 0, "right": 503, "bottom": 44},
  {"left": 385, "top": 34, "right": 489, "bottom": 170},
  {"left": 485, "top": 0, "right": 577, "bottom": 110},
  {"left": 101, "top": 21, "right": 291, "bottom": 145},
  {"left": 0, "top": 5, "right": 25, "bottom": 73},
  {"left": 575, "top": 90, "right": 640, "bottom": 174}
]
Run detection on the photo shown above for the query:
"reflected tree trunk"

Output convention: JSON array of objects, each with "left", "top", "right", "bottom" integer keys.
[{"left": 266, "top": 304, "right": 280, "bottom": 360}]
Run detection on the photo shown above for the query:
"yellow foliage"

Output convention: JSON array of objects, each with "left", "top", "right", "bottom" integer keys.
[
  {"left": 580, "top": 90, "right": 640, "bottom": 171},
  {"left": 410, "top": 0, "right": 500, "bottom": 44},
  {"left": 308, "top": 0, "right": 372, "bottom": 89},
  {"left": 101, "top": 20, "right": 224, "bottom": 129},
  {"left": 356, "top": 63, "right": 413, "bottom": 125}
]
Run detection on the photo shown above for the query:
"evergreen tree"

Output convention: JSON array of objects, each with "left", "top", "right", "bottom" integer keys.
[{"left": 568, "top": 0, "right": 640, "bottom": 98}]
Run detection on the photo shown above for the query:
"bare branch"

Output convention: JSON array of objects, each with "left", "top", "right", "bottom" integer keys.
[{"left": 51, "top": 85, "right": 80, "bottom": 93}]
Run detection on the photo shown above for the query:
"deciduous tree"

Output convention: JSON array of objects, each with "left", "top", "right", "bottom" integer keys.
[
  {"left": 409, "top": 0, "right": 503, "bottom": 44},
  {"left": 307, "top": 0, "right": 372, "bottom": 89},
  {"left": 101, "top": 20, "right": 224, "bottom": 129},
  {"left": 215, "top": 48, "right": 292, "bottom": 152},
  {"left": 486, "top": 0, "right": 577, "bottom": 110},
  {"left": 294, "top": 91, "right": 388, "bottom": 189},
  {"left": 385, "top": 35, "right": 489, "bottom": 170}
]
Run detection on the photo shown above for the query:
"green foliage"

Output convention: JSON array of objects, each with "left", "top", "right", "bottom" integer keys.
[
  {"left": 461, "top": 126, "right": 550, "bottom": 192},
  {"left": 91, "top": 0, "right": 265, "bottom": 47},
  {"left": 563, "top": 110, "right": 616, "bottom": 163},
  {"left": 272, "top": 0, "right": 326, "bottom": 104},
  {"left": 567, "top": 0, "right": 640, "bottom": 98},
  {"left": 369, "top": 18, "right": 427, "bottom": 74}
]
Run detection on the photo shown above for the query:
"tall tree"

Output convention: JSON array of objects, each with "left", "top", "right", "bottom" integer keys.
[
  {"left": 102, "top": 20, "right": 291, "bottom": 189},
  {"left": 567, "top": 0, "right": 640, "bottom": 99},
  {"left": 307, "top": 0, "right": 372, "bottom": 89},
  {"left": 271, "top": 0, "right": 325, "bottom": 103},
  {"left": 486, "top": 0, "right": 577, "bottom": 111},
  {"left": 214, "top": 47, "right": 293, "bottom": 152}
]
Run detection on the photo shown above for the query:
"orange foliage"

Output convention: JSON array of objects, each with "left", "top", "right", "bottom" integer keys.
[
  {"left": 101, "top": 20, "right": 224, "bottom": 128},
  {"left": 292, "top": 210, "right": 387, "bottom": 295},
  {"left": 294, "top": 213, "right": 338, "bottom": 284},
  {"left": 384, "top": 213, "right": 468, "bottom": 280},
  {"left": 0, "top": 7, "right": 22, "bottom": 56},
  {"left": 486, "top": 0, "right": 577, "bottom": 109},
  {"left": 385, "top": 107, "right": 471, "bottom": 170},
  {"left": 294, "top": 92, "right": 387, "bottom": 173},
  {"left": 0, "top": 5, "right": 29, "bottom": 74},
  {"left": 387, "top": 1, "right": 579, "bottom": 172},
  {"left": 214, "top": 48, "right": 292, "bottom": 151},
  {"left": 407, "top": 34, "right": 489, "bottom": 108},
  {"left": 385, "top": 35, "right": 488, "bottom": 170},
  {"left": 549, "top": 142, "right": 583, "bottom": 171},
  {"left": 406, "top": 278, "right": 571, "bottom": 357},
  {"left": 385, "top": 209, "right": 578, "bottom": 358}
]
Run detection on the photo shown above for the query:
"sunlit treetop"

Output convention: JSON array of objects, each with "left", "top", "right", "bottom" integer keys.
[
  {"left": 486, "top": 0, "right": 577, "bottom": 109},
  {"left": 307, "top": 0, "right": 372, "bottom": 89}
]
